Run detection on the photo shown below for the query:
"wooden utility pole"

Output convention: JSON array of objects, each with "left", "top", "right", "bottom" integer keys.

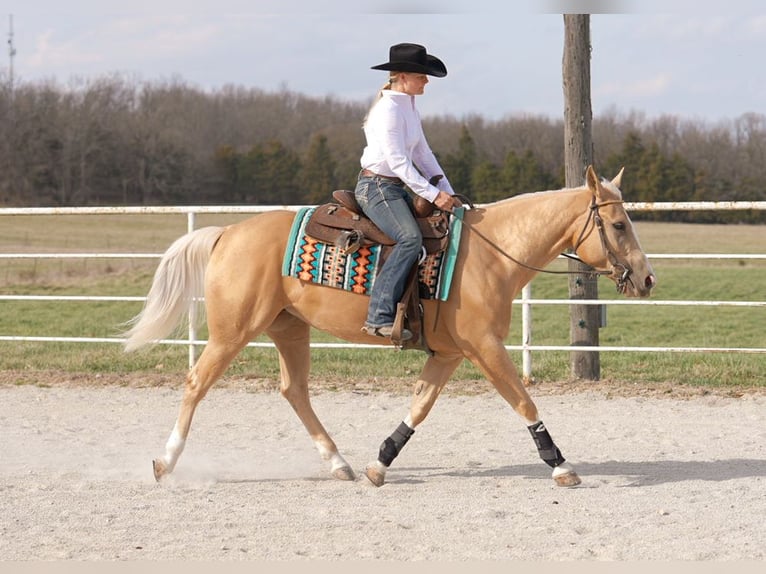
[{"left": 563, "top": 14, "right": 600, "bottom": 380}]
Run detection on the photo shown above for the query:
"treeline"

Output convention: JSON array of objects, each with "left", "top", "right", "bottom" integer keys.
[{"left": 1, "top": 75, "right": 764, "bottom": 223}]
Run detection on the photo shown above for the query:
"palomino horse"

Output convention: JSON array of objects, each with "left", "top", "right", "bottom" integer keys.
[{"left": 124, "top": 165, "right": 655, "bottom": 487}]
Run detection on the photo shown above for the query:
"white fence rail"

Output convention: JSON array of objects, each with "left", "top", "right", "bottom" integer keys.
[{"left": 2, "top": 203, "right": 765, "bottom": 377}]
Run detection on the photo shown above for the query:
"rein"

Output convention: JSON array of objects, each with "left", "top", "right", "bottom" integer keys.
[{"left": 454, "top": 197, "right": 633, "bottom": 291}]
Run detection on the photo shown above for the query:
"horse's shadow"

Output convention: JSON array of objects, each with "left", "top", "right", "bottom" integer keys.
[
  {"left": 398, "top": 458, "right": 766, "bottom": 487},
  {"left": 203, "top": 458, "right": 765, "bottom": 486}
]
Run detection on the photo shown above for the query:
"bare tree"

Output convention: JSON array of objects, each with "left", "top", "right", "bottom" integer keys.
[{"left": 0, "top": 71, "right": 764, "bottom": 216}]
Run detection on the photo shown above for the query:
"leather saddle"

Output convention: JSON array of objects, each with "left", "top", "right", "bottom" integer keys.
[
  {"left": 303, "top": 189, "right": 472, "bottom": 352},
  {"left": 304, "top": 190, "right": 450, "bottom": 256}
]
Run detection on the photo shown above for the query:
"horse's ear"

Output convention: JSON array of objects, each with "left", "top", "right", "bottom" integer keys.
[
  {"left": 611, "top": 167, "right": 625, "bottom": 188},
  {"left": 585, "top": 165, "right": 600, "bottom": 193}
]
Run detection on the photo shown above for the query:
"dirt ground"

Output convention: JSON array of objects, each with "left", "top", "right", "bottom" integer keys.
[{"left": 1, "top": 371, "right": 764, "bottom": 561}]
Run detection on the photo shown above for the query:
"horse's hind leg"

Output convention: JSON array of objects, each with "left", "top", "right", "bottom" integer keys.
[
  {"left": 152, "top": 338, "right": 248, "bottom": 481},
  {"left": 267, "top": 312, "right": 355, "bottom": 481}
]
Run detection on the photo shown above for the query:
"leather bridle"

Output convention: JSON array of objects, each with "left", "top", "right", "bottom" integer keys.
[
  {"left": 568, "top": 197, "right": 634, "bottom": 293},
  {"left": 457, "top": 196, "right": 635, "bottom": 293}
]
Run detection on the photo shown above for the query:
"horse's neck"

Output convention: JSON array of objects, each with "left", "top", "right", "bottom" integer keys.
[{"left": 479, "top": 187, "right": 589, "bottom": 270}]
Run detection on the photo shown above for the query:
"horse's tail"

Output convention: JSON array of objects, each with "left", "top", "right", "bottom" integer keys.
[{"left": 122, "top": 226, "right": 225, "bottom": 352}]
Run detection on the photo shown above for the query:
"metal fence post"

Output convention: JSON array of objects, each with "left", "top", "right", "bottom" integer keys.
[{"left": 522, "top": 283, "right": 532, "bottom": 383}]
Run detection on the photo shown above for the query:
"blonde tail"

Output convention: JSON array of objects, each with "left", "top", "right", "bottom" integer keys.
[{"left": 122, "top": 226, "right": 225, "bottom": 352}]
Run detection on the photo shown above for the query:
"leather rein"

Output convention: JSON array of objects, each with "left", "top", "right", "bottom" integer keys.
[{"left": 456, "top": 197, "right": 634, "bottom": 293}]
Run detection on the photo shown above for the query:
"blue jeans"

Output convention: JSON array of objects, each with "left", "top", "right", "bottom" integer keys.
[{"left": 354, "top": 175, "right": 423, "bottom": 328}]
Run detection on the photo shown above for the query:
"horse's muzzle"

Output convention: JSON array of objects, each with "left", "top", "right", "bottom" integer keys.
[{"left": 615, "top": 266, "right": 656, "bottom": 297}]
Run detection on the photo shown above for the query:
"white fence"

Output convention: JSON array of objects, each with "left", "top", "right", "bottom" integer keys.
[{"left": 1, "top": 202, "right": 765, "bottom": 378}]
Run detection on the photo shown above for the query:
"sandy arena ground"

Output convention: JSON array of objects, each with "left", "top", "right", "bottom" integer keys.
[{"left": 1, "top": 375, "right": 764, "bottom": 561}]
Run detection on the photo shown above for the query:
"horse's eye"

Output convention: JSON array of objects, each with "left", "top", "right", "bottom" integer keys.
[{"left": 613, "top": 222, "right": 626, "bottom": 231}]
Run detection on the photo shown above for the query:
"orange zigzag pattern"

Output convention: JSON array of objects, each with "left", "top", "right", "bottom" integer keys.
[
  {"left": 297, "top": 237, "right": 318, "bottom": 281},
  {"left": 350, "top": 247, "right": 373, "bottom": 294}
]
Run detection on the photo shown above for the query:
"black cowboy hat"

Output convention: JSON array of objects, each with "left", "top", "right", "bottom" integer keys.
[{"left": 371, "top": 43, "right": 447, "bottom": 78}]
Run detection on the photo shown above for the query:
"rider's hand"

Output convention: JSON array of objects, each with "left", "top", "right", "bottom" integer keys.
[{"left": 434, "top": 191, "right": 456, "bottom": 212}]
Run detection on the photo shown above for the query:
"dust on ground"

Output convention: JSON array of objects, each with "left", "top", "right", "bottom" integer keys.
[{"left": 1, "top": 370, "right": 764, "bottom": 561}]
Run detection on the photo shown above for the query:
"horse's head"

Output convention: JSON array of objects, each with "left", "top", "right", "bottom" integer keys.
[{"left": 572, "top": 166, "right": 656, "bottom": 297}]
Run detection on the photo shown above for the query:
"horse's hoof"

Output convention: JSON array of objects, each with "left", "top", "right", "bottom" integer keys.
[
  {"left": 554, "top": 470, "right": 582, "bottom": 487},
  {"left": 364, "top": 462, "right": 387, "bottom": 487},
  {"left": 152, "top": 459, "right": 167, "bottom": 482},
  {"left": 332, "top": 465, "right": 356, "bottom": 481}
]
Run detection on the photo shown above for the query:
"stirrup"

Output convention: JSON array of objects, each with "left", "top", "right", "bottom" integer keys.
[{"left": 361, "top": 324, "right": 413, "bottom": 342}]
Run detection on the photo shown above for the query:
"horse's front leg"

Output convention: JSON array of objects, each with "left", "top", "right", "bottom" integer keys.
[
  {"left": 465, "top": 336, "right": 581, "bottom": 487},
  {"left": 364, "top": 353, "right": 462, "bottom": 487}
]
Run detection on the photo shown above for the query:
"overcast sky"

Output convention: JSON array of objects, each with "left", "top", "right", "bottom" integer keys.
[{"left": 5, "top": 1, "right": 766, "bottom": 123}]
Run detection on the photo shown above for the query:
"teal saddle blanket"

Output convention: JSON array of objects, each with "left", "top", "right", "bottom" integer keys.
[{"left": 281, "top": 207, "right": 464, "bottom": 301}]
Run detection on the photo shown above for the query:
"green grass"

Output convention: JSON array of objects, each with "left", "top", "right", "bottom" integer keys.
[
  {"left": 0, "top": 215, "right": 764, "bottom": 390},
  {"left": 504, "top": 262, "right": 766, "bottom": 388}
]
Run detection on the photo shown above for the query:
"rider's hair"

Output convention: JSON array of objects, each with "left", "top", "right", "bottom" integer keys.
[{"left": 363, "top": 72, "right": 400, "bottom": 128}]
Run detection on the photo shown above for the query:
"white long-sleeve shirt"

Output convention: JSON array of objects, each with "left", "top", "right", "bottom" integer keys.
[{"left": 360, "top": 90, "right": 455, "bottom": 203}]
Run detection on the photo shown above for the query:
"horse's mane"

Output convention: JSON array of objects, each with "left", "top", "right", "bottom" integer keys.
[
  {"left": 488, "top": 186, "right": 577, "bottom": 207},
  {"left": 486, "top": 176, "right": 623, "bottom": 207}
]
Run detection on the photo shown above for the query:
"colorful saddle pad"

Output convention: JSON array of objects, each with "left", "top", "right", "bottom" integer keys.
[{"left": 282, "top": 206, "right": 464, "bottom": 301}]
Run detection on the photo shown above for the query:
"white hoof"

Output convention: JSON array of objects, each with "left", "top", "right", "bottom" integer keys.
[
  {"left": 364, "top": 460, "right": 387, "bottom": 487},
  {"left": 152, "top": 459, "right": 168, "bottom": 482},
  {"left": 552, "top": 462, "right": 582, "bottom": 487},
  {"left": 327, "top": 452, "right": 355, "bottom": 481},
  {"left": 332, "top": 465, "right": 356, "bottom": 481}
]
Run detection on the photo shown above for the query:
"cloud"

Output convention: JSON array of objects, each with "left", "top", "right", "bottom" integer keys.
[
  {"left": 26, "top": 30, "right": 104, "bottom": 70},
  {"left": 103, "top": 16, "right": 222, "bottom": 59},
  {"left": 596, "top": 73, "right": 671, "bottom": 100},
  {"left": 744, "top": 14, "right": 766, "bottom": 35},
  {"left": 21, "top": 15, "right": 224, "bottom": 80}
]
